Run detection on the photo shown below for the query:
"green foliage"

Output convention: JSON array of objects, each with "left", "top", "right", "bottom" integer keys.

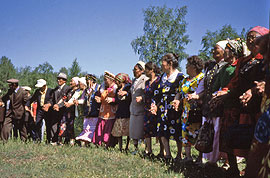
[
  {"left": 199, "top": 24, "right": 247, "bottom": 61},
  {"left": 131, "top": 5, "right": 190, "bottom": 66},
  {"left": 0, "top": 56, "right": 17, "bottom": 94},
  {"left": 68, "top": 58, "right": 81, "bottom": 82}
]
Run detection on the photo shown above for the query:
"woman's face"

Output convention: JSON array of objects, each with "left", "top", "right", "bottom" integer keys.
[
  {"left": 70, "top": 79, "right": 77, "bottom": 88},
  {"left": 79, "top": 82, "right": 85, "bottom": 90},
  {"left": 186, "top": 62, "right": 197, "bottom": 77},
  {"left": 224, "top": 47, "right": 234, "bottom": 63},
  {"left": 144, "top": 67, "right": 153, "bottom": 78},
  {"left": 213, "top": 44, "right": 224, "bottom": 62},
  {"left": 247, "top": 31, "right": 261, "bottom": 54},
  {"left": 133, "top": 65, "right": 143, "bottom": 78},
  {"left": 104, "top": 76, "right": 113, "bottom": 87},
  {"left": 161, "top": 60, "right": 171, "bottom": 73}
]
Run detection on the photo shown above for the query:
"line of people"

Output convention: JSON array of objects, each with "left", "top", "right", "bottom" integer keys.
[{"left": 0, "top": 25, "right": 269, "bottom": 178}]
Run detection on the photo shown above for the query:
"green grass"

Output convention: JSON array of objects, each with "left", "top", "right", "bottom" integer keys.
[
  {"left": 0, "top": 138, "right": 246, "bottom": 178},
  {"left": 0, "top": 139, "right": 182, "bottom": 178}
]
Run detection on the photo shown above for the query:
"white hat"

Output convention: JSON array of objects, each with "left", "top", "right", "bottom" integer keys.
[
  {"left": 216, "top": 40, "right": 228, "bottom": 50},
  {"left": 22, "top": 86, "right": 31, "bottom": 91},
  {"left": 35, "top": 79, "right": 47, "bottom": 88},
  {"left": 72, "top": 77, "right": 80, "bottom": 85},
  {"left": 57, "top": 72, "right": 67, "bottom": 80},
  {"left": 136, "top": 61, "right": 145, "bottom": 70},
  {"left": 79, "top": 77, "right": 87, "bottom": 86}
]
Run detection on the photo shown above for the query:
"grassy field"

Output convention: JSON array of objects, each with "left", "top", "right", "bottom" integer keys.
[{"left": 0, "top": 139, "right": 245, "bottom": 178}]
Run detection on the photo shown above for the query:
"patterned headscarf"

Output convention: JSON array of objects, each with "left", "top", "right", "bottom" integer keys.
[
  {"left": 85, "top": 74, "right": 97, "bottom": 82},
  {"left": 249, "top": 26, "right": 269, "bottom": 36},
  {"left": 226, "top": 38, "right": 249, "bottom": 58},
  {"left": 115, "top": 73, "right": 131, "bottom": 84},
  {"left": 216, "top": 40, "right": 228, "bottom": 50}
]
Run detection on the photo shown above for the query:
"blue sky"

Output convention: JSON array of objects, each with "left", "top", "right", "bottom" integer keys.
[{"left": 0, "top": 0, "right": 269, "bottom": 77}]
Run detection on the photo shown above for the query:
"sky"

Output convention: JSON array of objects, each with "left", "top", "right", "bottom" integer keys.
[{"left": 0, "top": 0, "right": 269, "bottom": 78}]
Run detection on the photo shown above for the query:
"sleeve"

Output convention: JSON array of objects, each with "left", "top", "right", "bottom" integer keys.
[{"left": 26, "top": 90, "right": 38, "bottom": 107}]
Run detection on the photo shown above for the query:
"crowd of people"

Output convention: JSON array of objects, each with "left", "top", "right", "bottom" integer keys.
[{"left": 0, "top": 25, "right": 269, "bottom": 177}]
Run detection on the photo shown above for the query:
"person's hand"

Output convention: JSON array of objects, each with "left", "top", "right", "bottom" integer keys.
[
  {"left": 172, "top": 100, "right": 180, "bottom": 111},
  {"left": 25, "top": 106, "right": 31, "bottom": 112},
  {"left": 118, "top": 90, "right": 127, "bottom": 96},
  {"left": 53, "top": 104, "right": 59, "bottom": 111},
  {"left": 64, "top": 102, "right": 72, "bottom": 108},
  {"left": 73, "top": 100, "right": 79, "bottom": 106},
  {"left": 150, "top": 103, "right": 157, "bottom": 115},
  {"left": 42, "top": 103, "right": 51, "bottom": 112},
  {"left": 0, "top": 102, "right": 4, "bottom": 107},
  {"left": 239, "top": 89, "right": 252, "bottom": 106},
  {"left": 105, "top": 97, "right": 114, "bottom": 103},
  {"left": 254, "top": 81, "right": 265, "bottom": 94},
  {"left": 187, "top": 93, "right": 199, "bottom": 101},
  {"left": 95, "top": 96, "right": 101, "bottom": 103},
  {"left": 136, "top": 96, "right": 143, "bottom": 103},
  {"left": 216, "top": 90, "right": 228, "bottom": 97}
]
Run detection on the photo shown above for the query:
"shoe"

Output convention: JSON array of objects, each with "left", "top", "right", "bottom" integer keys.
[{"left": 50, "top": 142, "right": 58, "bottom": 146}]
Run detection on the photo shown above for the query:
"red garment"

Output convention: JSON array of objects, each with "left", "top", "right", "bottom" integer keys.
[{"left": 31, "top": 102, "right": 37, "bottom": 117}]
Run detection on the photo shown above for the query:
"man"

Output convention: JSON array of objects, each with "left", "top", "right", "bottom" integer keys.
[
  {"left": 25, "top": 79, "right": 53, "bottom": 142},
  {"left": 50, "top": 73, "right": 70, "bottom": 145},
  {"left": 0, "top": 97, "right": 5, "bottom": 134},
  {"left": 0, "top": 79, "right": 28, "bottom": 142}
]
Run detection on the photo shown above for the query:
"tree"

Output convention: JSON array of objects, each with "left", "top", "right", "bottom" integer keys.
[
  {"left": 68, "top": 58, "right": 81, "bottom": 81},
  {"left": 0, "top": 56, "right": 17, "bottom": 94},
  {"left": 33, "top": 62, "right": 57, "bottom": 89},
  {"left": 131, "top": 5, "right": 190, "bottom": 65},
  {"left": 199, "top": 24, "right": 247, "bottom": 61}
]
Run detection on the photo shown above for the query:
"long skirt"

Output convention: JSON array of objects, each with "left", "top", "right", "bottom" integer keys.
[
  {"left": 245, "top": 139, "right": 270, "bottom": 178},
  {"left": 92, "top": 118, "right": 116, "bottom": 146},
  {"left": 129, "top": 114, "right": 144, "bottom": 140},
  {"left": 202, "top": 117, "right": 222, "bottom": 163},
  {"left": 75, "top": 117, "right": 98, "bottom": 142},
  {"left": 111, "top": 118, "right": 129, "bottom": 137}
]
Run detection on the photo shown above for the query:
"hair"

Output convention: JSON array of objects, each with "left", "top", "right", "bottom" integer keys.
[
  {"left": 135, "top": 63, "right": 144, "bottom": 71},
  {"left": 145, "top": 61, "right": 161, "bottom": 74},
  {"left": 187, "top": 55, "right": 204, "bottom": 74},
  {"left": 161, "top": 53, "right": 179, "bottom": 69}
]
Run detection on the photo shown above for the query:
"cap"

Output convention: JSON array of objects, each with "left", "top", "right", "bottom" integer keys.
[
  {"left": 7, "top": 78, "right": 19, "bottom": 83},
  {"left": 35, "top": 79, "right": 47, "bottom": 88},
  {"left": 104, "top": 71, "right": 115, "bottom": 80},
  {"left": 21, "top": 86, "right": 31, "bottom": 91},
  {"left": 57, "top": 73, "right": 67, "bottom": 80}
]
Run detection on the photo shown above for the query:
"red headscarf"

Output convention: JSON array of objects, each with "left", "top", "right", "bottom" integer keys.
[{"left": 249, "top": 26, "right": 269, "bottom": 36}]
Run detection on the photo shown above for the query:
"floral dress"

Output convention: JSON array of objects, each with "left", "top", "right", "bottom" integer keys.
[
  {"left": 180, "top": 72, "right": 204, "bottom": 146},
  {"left": 153, "top": 70, "right": 184, "bottom": 141},
  {"left": 144, "top": 76, "right": 160, "bottom": 138}
]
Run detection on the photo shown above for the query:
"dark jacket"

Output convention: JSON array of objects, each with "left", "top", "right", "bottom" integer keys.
[
  {"left": 2, "top": 87, "right": 28, "bottom": 119},
  {"left": 26, "top": 87, "right": 53, "bottom": 111},
  {"left": 115, "top": 83, "right": 131, "bottom": 118}
]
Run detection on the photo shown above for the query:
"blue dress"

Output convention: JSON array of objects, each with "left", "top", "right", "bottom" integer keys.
[
  {"left": 153, "top": 71, "right": 184, "bottom": 141},
  {"left": 144, "top": 76, "right": 160, "bottom": 138}
]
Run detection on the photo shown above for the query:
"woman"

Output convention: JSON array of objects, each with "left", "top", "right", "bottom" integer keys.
[
  {"left": 75, "top": 74, "right": 101, "bottom": 146},
  {"left": 60, "top": 76, "right": 79, "bottom": 145},
  {"left": 179, "top": 56, "right": 204, "bottom": 161},
  {"left": 143, "top": 61, "right": 162, "bottom": 158},
  {"left": 111, "top": 73, "right": 132, "bottom": 152},
  {"left": 129, "top": 61, "right": 148, "bottom": 154},
  {"left": 216, "top": 26, "right": 269, "bottom": 176},
  {"left": 210, "top": 38, "right": 248, "bottom": 175},
  {"left": 150, "top": 53, "right": 185, "bottom": 162},
  {"left": 245, "top": 32, "right": 270, "bottom": 178},
  {"left": 93, "top": 71, "right": 118, "bottom": 147}
]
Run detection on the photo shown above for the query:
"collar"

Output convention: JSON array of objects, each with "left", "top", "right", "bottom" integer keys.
[
  {"left": 162, "top": 69, "right": 179, "bottom": 83},
  {"left": 14, "top": 86, "right": 20, "bottom": 93},
  {"left": 40, "top": 86, "right": 48, "bottom": 95},
  {"left": 59, "top": 83, "right": 66, "bottom": 90}
]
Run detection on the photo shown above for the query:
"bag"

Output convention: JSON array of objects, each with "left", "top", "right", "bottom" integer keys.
[
  {"left": 254, "top": 108, "right": 270, "bottom": 143},
  {"left": 224, "top": 121, "right": 254, "bottom": 149},
  {"left": 195, "top": 121, "right": 215, "bottom": 153},
  {"left": 188, "top": 109, "right": 202, "bottom": 123}
]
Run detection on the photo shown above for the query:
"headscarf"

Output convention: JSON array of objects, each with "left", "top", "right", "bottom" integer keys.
[
  {"left": 226, "top": 38, "right": 250, "bottom": 58},
  {"left": 72, "top": 77, "right": 80, "bottom": 85},
  {"left": 115, "top": 73, "right": 132, "bottom": 84},
  {"left": 249, "top": 26, "right": 269, "bottom": 36},
  {"left": 216, "top": 40, "right": 228, "bottom": 50},
  {"left": 79, "top": 77, "right": 87, "bottom": 86},
  {"left": 85, "top": 74, "right": 97, "bottom": 82},
  {"left": 104, "top": 70, "right": 115, "bottom": 80}
]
